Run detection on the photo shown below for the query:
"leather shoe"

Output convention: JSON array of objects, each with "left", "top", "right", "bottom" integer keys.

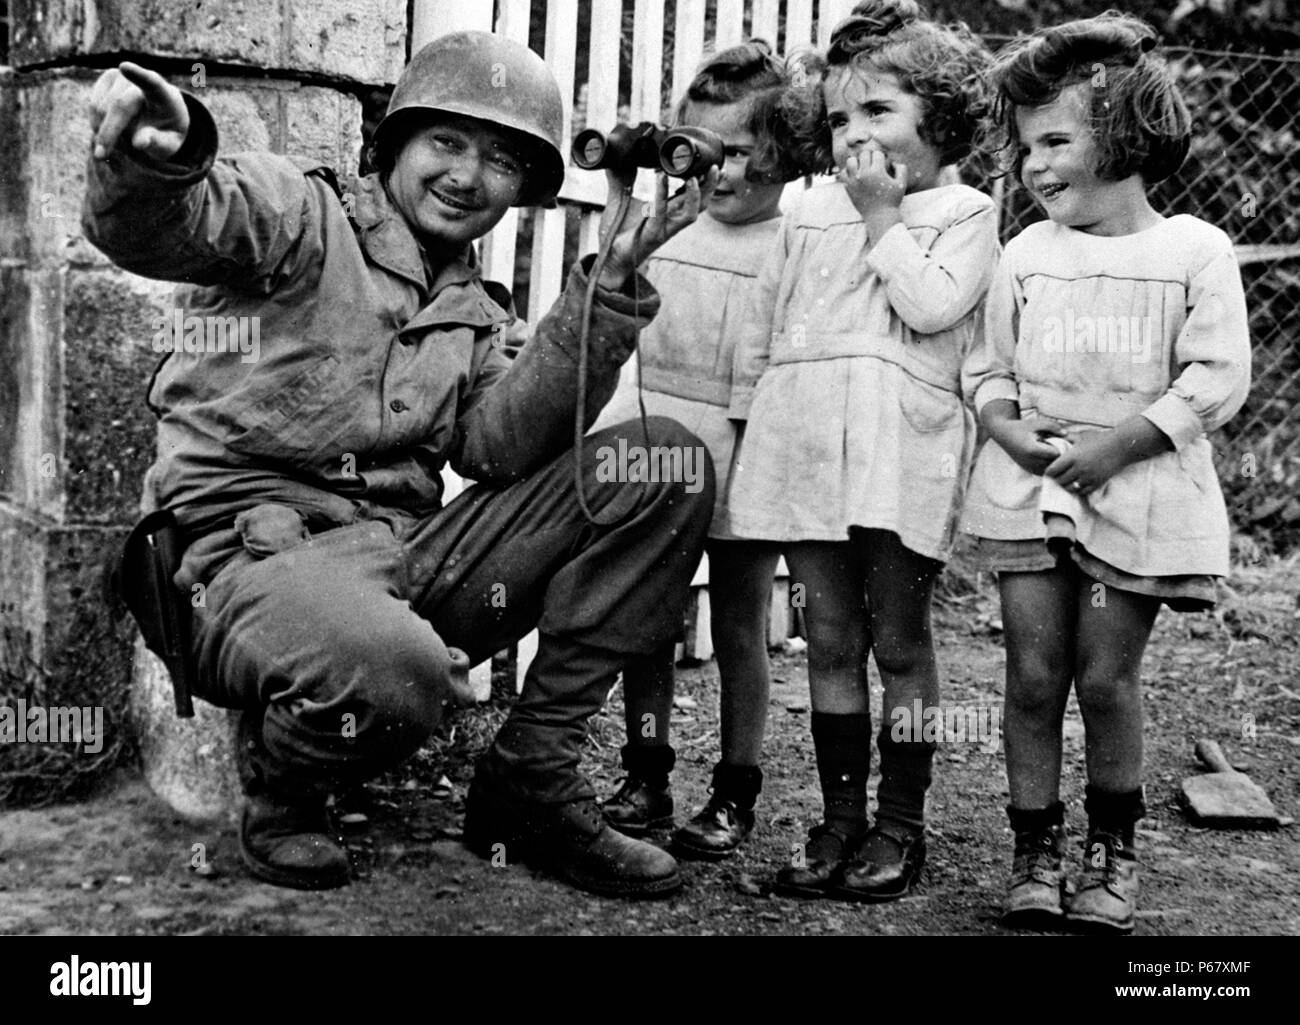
[
  {"left": 672, "top": 795, "right": 754, "bottom": 860},
  {"left": 239, "top": 794, "right": 351, "bottom": 890},
  {"left": 1067, "top": 830, "right": 1138, "bottom": 934},
  {"left": 773, "top": 822, "right": 864, "bottom": 898},
  {"left": 602, "top": 776, "right": 674, "bottom": 836},
  {"left": 1004, "top": 823, "right": 1068, "bottom": 929},
  {"left": 465, "top": 776, "right": 682, "bottom": 898},
  {"left": 832, "top": 822, "right": 926, "bottom": 903}
]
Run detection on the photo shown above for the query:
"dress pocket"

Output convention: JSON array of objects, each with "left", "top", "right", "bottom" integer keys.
[{"left": 899, "top": 375, "right": 962, "bottom": 434}]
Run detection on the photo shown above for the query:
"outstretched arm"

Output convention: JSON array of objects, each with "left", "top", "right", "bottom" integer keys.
[{"left": 82, "top": 61, "right": 322, "bottom": 290}]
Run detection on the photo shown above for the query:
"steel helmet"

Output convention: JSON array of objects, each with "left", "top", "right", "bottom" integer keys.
[{"left": 373, "top": 31, "right": 566, "bottom": 208}]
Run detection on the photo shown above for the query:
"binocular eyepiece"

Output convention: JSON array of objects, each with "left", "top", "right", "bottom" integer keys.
[{"left": 572, "top": 121, "right": 724, "bottom": 179}]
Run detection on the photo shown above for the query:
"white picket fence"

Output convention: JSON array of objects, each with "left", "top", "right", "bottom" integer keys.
[{"left": 413, "top": 1, "right": 854, "bottom": 691}]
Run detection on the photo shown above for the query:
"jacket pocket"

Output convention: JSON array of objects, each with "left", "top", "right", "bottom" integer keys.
[
  {"left": 900, "top": 375, "right": 962, "bottom": 434},
  {"left": 225, "top": 353, "right": 356, "bottom": 469}
]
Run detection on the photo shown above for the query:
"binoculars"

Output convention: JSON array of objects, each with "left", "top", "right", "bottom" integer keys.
[{"left": 571, "top": 121, "right": 724, "bottom": 179}]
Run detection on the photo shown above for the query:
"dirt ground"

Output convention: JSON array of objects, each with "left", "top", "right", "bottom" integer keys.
[{"left": 1, "top": 554, "right": 1297, "bottom": 937}]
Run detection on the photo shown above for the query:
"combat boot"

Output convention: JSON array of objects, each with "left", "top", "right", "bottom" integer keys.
[{"left": 465, "top": 772, "right": 681, "bottom": 898}]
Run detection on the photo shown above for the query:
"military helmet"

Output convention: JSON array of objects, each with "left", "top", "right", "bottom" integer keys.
[{"left": 372, "top": 31, "right": 567, "bottom": 208}]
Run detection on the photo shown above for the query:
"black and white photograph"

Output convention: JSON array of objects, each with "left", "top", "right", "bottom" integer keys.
[{"left": 0, "top": 0, "right": 1295, "bottom": 987}]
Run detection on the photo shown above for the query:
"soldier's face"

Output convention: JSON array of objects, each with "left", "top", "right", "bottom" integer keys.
[{"left": 388, "top": 114, "right": 526, "bottom": 250}]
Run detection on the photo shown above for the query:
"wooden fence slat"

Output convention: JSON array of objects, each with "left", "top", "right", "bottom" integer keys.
[
  {"left": 496, "top": 0, "right": 532, "bottom": 41},
  {"left": 580, "top": 210, "right": 602, "bottom": 257},
  {"left": 751, "top": 0, "right": 781, "bottom": 49},
  {"left": 672, "top": 0, "right": 707, "bottom": 104},
  {"left": 482, "top": 209, "right": 520, "bottom": 286},
  {"left": 411, "top": 0, "right": 492, "bottom": 47},
  {"left": 786, "top": 0, "right": 815, "bottom": 55},
  {"left": 588, "top": 0, "right": 623, "bottom": 131},
  {"left": 818, "top": 0, "right": 855, "bottom": 50},
  {"left": 715, "top": 0, "right": 745, "bottom": 50},
  {"left": 528, "top": 0, "right": 580, "bottom": 323},
  {"left": 572, "top": 0, "right": 624, "bottom": 259},
  {"left": 632, "top": 0, "right": 666, "bottom": 122}
]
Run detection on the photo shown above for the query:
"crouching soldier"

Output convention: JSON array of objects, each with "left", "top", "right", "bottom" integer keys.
[{"left": 85, "top": 31, "right": 717, "bottom": 898}]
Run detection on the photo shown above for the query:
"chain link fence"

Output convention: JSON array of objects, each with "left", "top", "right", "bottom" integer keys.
[{"left": 983, "top": 43, "right": 1300, "bottom": 554}]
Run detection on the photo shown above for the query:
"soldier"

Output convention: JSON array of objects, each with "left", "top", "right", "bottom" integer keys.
[{"left": 85, "top": 31, "right": 716, "bottom": 898}]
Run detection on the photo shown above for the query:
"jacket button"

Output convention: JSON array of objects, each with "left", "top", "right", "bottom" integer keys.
[{"left": 389, "top": 399, "right": 408, "bottom": 413}]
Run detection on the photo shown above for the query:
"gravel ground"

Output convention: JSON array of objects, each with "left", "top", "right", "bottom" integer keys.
[{"left": 0, "top": 555, "right": 1296, "bottom": 936}]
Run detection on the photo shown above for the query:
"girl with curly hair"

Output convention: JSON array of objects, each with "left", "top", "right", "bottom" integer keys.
[
  {"left": 963, "top": 12, "right": 1250, "bottom": 933},
  {"left": 726, "top": 0, "right": 998, "bottom": 901}
]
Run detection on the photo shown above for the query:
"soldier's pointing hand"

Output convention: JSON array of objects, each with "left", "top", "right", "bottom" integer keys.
[{"left": 89, "top": 61, "right": 190, "bottom": 162}]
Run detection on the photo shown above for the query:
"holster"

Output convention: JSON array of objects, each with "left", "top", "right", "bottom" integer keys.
[{"left": 108, "top": 509, "right": 198, "bottom": 717}]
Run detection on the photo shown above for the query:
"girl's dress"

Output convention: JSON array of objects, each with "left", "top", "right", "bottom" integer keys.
[
  {"left": 727, "top": 181, "right": 1000, "bottom": 561},
  {"left": 961, "top": 215, "right": 1251, "bottom": 604},
  {"left": 593, "top": 210, "right": 780, "bottom": 538}
]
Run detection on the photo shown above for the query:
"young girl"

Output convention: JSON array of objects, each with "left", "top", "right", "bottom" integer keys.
[
  {"left": 962, "top": 14, "right": 1250, "bottom": 933},
  {"left": 726, "top": 3, "right": 997, "bottom": 901},
  {"left": 592, "top": 42, "right": 808, "bottom": 857}
]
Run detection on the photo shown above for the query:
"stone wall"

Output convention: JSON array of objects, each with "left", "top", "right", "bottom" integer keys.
[{"left": 0, "top": 0, "right": 406, "bottom": 804}]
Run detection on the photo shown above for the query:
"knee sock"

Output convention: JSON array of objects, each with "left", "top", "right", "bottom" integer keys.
[
  {"left": 811, "top": 712, "right": 871, "bottom": 833},
  {"left": 875, "top": 727, "right": 935, "bottom": 835},
  {"left": 1084, "top": 784, "right": 1145, "bottom": 857},
  {"left": 1006, "top": 800, "right": 1066, "bottom": 836},
  {"left": 620, "top": 742, "right": 676, "bottom": 790},
  {"left": 710, "top": 760, "right": 763, "bottom": 812}
]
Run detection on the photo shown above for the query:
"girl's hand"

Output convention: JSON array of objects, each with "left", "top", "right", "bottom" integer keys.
[
  {"left": 989, "top": 417, "right": 1066, "bottom": 476},
  {"left": 840, "top": 145, "right": 906, "bottom": 220},
  {"left": 1045, "top": 427, "right": 1143, "bottom": 496},
  {"left": 597, "top": 167, "right": 719, "bottom": 289},
  {"left": 89, "top": 62, "right": 190, "bottom": 161}
]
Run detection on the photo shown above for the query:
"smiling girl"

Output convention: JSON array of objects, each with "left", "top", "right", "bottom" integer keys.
[
  {"left": 962, "top": 13, "right": 1251, "bottom": 933},
  {"left": 726, "top": 2, "right": 997, "bottom": 901}
]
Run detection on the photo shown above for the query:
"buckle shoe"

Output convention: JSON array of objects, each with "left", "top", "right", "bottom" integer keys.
[
  {"left": 672, "top": 794, "right": 754, "bottom": 860},
  {"left": 773, "top": 822, "right": 863, "bottom": 898},
  {"left": 602, "top": 776, "right": 674, "bottom": 836},
  {"left": 832, "top": 822, "right": 926, "bottom": 903}
]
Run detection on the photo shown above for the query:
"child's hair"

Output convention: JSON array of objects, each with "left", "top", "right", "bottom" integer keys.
[
  {"left": 825, "top": 0, "right": 926, "bottom": 63},
  {"left": 990, "top": 11, "right": 1192, "bottom": 184},
  {"left": 675, "top": 39, "right": 809, "bottom": 183},
  {"left": 786, "top": 0, "right": 993, "bottom": 174}
]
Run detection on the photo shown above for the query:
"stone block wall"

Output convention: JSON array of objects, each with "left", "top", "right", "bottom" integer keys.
[{"left": 0, "top": 0, "right": 405, "bottom": 806}]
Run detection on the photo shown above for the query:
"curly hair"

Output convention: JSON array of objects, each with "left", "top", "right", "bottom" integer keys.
[
  {"left": 782, "top": 0, "right": 993, "bottom": 174},
  {"left": 674, "top": 39, "right": 811, "bottom": 183},
  {"left": 990, "top": 11, "right": 1192, "bottom": 184}
]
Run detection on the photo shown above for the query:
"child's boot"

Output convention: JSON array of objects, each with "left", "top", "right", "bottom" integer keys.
[
  {"left": 774, "top": 712, "right": 870, "bottom": 897},
  {"left": 1068, "top": 785, "right": 1143, "bottom": 934},
  {"left": 672, "top": 761, "right": 762, "bottom": 859},
  {"left": 833, "top": 728, "right": 932, "bottom": 902},
  {"left": 601, "top": 743, "right": 675, "bottom": 836},
  {"left": 1002, "top": 801, "right": 1068, "bottom": 929}
]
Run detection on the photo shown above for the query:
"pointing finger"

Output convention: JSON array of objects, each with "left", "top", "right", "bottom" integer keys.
[
  {"left": 93, "top": 82, "right": 143, "bottom": 159},
  {"left": 117, "top": 62, "right": 178, "bottom": 110}
]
